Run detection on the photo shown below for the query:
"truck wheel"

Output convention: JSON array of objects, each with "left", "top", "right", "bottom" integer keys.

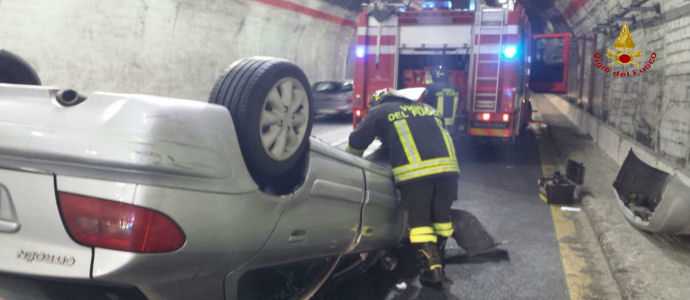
[
  {"left": 210, "top": 57, "right": 313, "bottom": 188},
  {"left": 0, "top": 50, "right": 41, "bottom": 85}
]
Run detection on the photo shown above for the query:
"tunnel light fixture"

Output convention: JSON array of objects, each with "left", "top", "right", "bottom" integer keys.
[{"left": 502, "top": 45, "right": 518, "bottom": 59}]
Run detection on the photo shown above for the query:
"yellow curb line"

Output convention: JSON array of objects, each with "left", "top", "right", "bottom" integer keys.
[{"left": 536, "top": 120, "right": 591, "bottom": 300}]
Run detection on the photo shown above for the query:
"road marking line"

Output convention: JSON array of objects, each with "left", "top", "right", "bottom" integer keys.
[{"left": 536, "top": 111, "right": 592, "bottom": 300}]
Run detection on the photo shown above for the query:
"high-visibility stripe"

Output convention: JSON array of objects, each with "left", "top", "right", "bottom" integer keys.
[
  {"left": 433, "top": 222, "right": 453, "bottom": 231},
  {"left": 430, "top": 264, "right": 443, "bottom": 270},
  {"left": 394, "top": 120, "right": 422, "bottom": 163},
  {"left": 436, "top": 94, "right": 445, "bottom": 116},
  {"left": 411, "top": 235, "right": 437, "bottom": 243},
  {"left": 434, "top": 222, "right": 454, "bottom": 237},
  {"left": 396, "top": 164, "right": 460, "bottom": 182},
  {"left": 393, "top": 157, "right": 456, "bottom": 174},
  {"left": 410, "top": 226, "right": 434, "bottom": 236},
  {"left": 410, "top": 226, "right": 437, "bottom": 244},
  {"left": 436, "top": 118, "right": 457, "bottom": 159},
  {"left": 436, "top": 229, "right": 454, "bottom": 237},
  {"left": 451, "top": 93, "right": 459, "bottom": 119}
]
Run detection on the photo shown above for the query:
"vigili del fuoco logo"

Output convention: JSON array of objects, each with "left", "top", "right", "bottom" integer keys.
[{"left": 593, "top": 23, "right": 657, "bottom": 78}]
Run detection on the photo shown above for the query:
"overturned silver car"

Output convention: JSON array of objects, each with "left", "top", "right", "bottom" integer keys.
[{"left": 0, "top": 55, "right": 410, "bottom": 300}]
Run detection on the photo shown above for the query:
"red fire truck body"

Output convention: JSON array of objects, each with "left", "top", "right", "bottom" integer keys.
[{"left": 352, "top": 3, "right": 532, "bottom": 142}]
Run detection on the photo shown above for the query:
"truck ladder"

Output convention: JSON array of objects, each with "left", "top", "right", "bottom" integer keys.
[{"left": 472, "top": 8, "right": 506, "bottom": 112}]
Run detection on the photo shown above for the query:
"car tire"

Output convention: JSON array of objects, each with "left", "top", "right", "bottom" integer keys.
[
  {"left": 210, "top": 57, "right": 313, "bottom": 188},
  {"left": 0, "top": 49, "right": 41, "bottom": 85}
]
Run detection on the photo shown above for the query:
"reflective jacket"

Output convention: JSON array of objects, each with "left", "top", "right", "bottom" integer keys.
[
  {"left": 348, "top": 97, "right": 459, "bottom": 185},
  {"left": 422, "top": 82, "right": 459, "bottom": 126}
]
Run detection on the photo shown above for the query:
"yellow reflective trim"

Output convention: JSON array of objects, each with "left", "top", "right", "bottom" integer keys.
[
  {"left": 393, "top": 160, "right": 459, "bottom": 178},
  {"left": 434, "top": 118, "right": 458, "bottom": 160},
  {"left": 396, "top": 164, "right": 460, "bottom": 182},
  {"left": 394, "top": 120, "right": 422, "bottom": 163},
  {"left": 436, "top": 94, "right": 444, "bottom": 115},
  {"left": 410, "top": 226, "right": 434, "bottom": 236},
  {"left": 434, "top": 222, "right": 455, "bottom": 237},
  {"left": 430, "top": 264, "right": 443, "bottom": 270},
  {"left": 410, "top": 226, "right": 438, "bottom": 243},
  {"left": 393, "top": 157, "right": 457, "bottom": 174},
  {"left": 436, "top": 230, "right": 454, "bottom": 237},
  {"left": 433, "top": 222, "right": 453, "bottom": 231},
  {"left": 410, "top": 234, "right": 438, "bottom": 244}
]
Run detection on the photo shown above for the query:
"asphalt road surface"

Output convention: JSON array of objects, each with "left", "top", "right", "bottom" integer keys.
[{"left": 312, "top": 118, "right": 569, "bottom": 300}]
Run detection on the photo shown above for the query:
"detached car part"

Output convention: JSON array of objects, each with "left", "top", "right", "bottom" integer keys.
[{"left": 613, "top": 150, "right": 690, "bottom": 235}]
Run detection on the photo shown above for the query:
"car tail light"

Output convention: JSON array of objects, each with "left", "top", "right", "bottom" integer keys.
[
  {"left": 355, "top": 109, "right": 362, "bottom": 117},
  {"left": 58, "top": 192, "right": 185, "bottom": 253},
  {"left": 502, "top": 113, "right": 510, "bottom": 122}
]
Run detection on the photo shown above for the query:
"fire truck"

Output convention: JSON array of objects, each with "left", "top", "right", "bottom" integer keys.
[{"left": 352, "top": 0, "right": 532, "bottom": 143}]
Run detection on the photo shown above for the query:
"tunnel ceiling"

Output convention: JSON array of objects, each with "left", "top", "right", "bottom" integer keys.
[
  {"left": 331, "top": 0, "right": 569, "bottom": 34},
  {"left": 325, "top": 0, "right": 366, "bottom": 11}
]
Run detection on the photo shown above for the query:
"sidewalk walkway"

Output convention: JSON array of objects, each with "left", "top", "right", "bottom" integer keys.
[{"left": 534, "top": 94, "right": 690, "bottom": 300}]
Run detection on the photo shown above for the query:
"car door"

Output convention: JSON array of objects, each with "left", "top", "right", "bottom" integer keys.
[{"left": 250, "top": 140, "right": 365, "bottom": 267}]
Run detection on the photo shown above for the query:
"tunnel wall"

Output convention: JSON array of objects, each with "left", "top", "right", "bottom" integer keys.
[
  {"left": 0, "top": 0, "right": 356, "bottom": 100},
  {"left": 553, "top": 0, "right": 690, "bottom": 172}
]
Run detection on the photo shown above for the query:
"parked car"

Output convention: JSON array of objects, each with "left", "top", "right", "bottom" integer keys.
[
  {"left": 0, "top": 56, "right": 405, "bottom": 300},
  {"left": 312, "top": 80, "right": 353, "bottom": 117}
]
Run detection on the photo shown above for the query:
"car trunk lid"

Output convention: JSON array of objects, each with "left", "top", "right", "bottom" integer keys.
[{"left": 0, "top": 168, "right": 92, "bottom": 278}]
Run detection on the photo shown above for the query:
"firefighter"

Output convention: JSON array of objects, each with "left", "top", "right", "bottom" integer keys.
[
  {"left": 423, "top": 65, "right": 460, "bottom": 135},
  {"left": 346, "top": 89, "right": 460, "bottom": 287}
]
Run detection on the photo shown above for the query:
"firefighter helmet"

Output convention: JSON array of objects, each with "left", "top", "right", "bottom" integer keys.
[{"left": 370, "top": 88, "right": 416, "bottom": 107}]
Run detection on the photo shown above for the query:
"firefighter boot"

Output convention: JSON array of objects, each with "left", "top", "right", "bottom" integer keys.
[
  {"left": 437, "top": 237, "right": 454, "bottom": 285},
  {"left": 415, "top": 243, "right": 444, "bottom": 288}
]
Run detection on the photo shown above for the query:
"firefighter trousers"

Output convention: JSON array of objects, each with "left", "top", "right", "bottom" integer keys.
[{"left": 399, "top": 175, "right": 458, "bottom": 243}]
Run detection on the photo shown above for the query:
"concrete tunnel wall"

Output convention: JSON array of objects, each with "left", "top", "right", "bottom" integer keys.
[
  {"left": 551, "top": 0, "right": 690, "bottom": 173},
  {"left": 0, "top": 0, "right": 357, "bottom": 101}
]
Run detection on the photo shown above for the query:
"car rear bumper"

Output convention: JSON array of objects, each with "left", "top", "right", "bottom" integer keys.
[
  {"left": 0, "top": 272, "right": 147, "bottom": 300},
  {"left": 315, "top": 101, "right": 351, "bottom": 116}
]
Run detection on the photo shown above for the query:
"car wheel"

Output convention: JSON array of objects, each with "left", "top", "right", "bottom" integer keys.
[
  {"left": 0, "top": 50, "right": 41, "bottom": 85},
  {"left": 210, "top": 57, "right": 313, "bottom": 188}
]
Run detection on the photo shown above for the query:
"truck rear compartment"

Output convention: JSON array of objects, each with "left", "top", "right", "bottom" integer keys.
[{"left": 398, "top": 54, "right": 470, "bottom": 91}]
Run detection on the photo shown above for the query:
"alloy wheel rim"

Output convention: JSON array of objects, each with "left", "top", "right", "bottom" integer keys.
[{"left": 260, "top": 77, "right": 310, "bottom": 161}]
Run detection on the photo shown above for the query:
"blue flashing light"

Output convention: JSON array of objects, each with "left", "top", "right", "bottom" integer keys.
[
  {"left": 502, "top": 45, "right": 518, "bottom": 59},
  {"left": 422, "top": 1, "right": 452, "bottom": 9},
  {"left": 422, "top": 2, "right": 435, "bottom": 9},
  {"left": 355, "top": 46, "right": 366, "bottom": 59}
]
